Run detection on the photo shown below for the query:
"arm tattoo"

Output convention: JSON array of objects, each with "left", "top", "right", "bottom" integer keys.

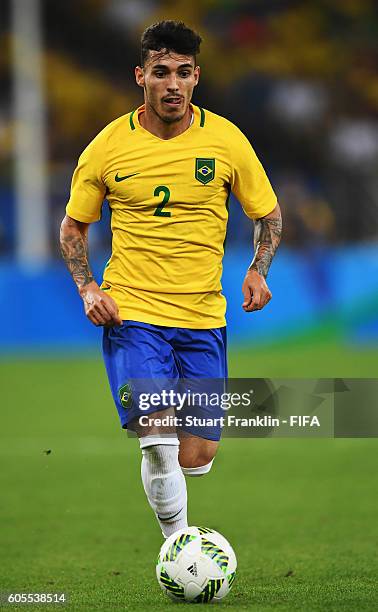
[
  {"left": 60, "top": 219, "right": 94, "bottom": 290},
  {"left": 248, "top": 208, "right": 282, "bottom": 278}
]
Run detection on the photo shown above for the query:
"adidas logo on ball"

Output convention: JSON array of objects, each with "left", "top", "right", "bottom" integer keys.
[{"left": 187, "top": 562, "right": 198, "bottom": 577}]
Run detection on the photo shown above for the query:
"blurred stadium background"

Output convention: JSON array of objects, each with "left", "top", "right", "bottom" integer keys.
[{"left": 0, "top": 0, "right": 377, "bottom": 374}]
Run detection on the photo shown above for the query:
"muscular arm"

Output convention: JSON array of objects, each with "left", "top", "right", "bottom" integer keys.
[
  {"left": 59, "top": 215, "right": 94, "bottom": 290},
  {"left": 249, "top": 203, "right": 282, "bottom": 278},
  {"left": 60, "top": 215, "right": 122, "bottom": 326},
  {"left": 242, "top": 203, "right": 282, "bottom": 312}
]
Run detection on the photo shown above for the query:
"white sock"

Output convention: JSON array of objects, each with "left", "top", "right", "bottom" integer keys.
[
  {"left": 181, "top": 459, "right": 214, "bottom": 477},
  {"left": 141, "top": 443, "right": 188, "bottom": 538}
]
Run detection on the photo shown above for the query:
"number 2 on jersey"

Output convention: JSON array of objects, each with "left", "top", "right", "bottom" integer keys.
[{"left": 153, "top": 186, "right": 171, "bottom": 217}]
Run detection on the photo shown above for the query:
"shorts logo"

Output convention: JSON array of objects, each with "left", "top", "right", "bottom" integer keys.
[
  {"left": 118, "top": 383, "right": 132, "bottom": 409},
  {"left": 195, "top": 158, "right": 215, "bottom": 184}
]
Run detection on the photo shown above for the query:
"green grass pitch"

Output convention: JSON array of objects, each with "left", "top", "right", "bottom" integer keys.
[{"left": 1, "top": 341, "right": 377, "bottom": 611}]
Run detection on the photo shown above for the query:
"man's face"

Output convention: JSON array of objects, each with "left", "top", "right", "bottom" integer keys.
[{"left": 135, "top": 50, "right": 200, "bottom": 123}]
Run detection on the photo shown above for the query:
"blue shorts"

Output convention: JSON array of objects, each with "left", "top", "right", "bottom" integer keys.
[{"left": 102, "top": 321, "right": 227, "bottom": 441}]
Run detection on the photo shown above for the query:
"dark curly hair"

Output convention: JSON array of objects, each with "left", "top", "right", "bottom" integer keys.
[{"left": 140, "top": 20, "right": 202, "bottom": 66}]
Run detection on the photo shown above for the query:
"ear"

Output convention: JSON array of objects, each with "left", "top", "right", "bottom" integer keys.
[
  {"left": 193, "top": 65, "right": 200, "bottom": 87},
  {"left": 135, "top": 66, "right": 145, "bottom": 88}
]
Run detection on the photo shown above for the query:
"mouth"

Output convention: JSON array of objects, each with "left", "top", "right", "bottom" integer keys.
[{"left": 162, "top": 96, "right": 183, "bottom": 108}]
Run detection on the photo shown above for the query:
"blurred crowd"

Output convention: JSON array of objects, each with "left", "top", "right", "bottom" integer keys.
[{"left": 0, "top": 0, "right": 377, "bottom": 259}]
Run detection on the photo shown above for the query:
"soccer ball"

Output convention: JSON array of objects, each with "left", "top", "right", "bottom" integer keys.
[{"left": 156, "top": 526, "right": 237, "bottom": 603}]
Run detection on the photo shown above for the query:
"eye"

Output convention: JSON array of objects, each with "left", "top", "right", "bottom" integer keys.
[
  {"left": 154, "top": 71, "right": 165, "bottom": 78},
  {"left": 179, "top": 71, "right": 191, "bottom": 78}
]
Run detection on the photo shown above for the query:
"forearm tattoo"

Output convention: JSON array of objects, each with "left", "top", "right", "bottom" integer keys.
[
  {"left": 60, "top": 219, "right": 94, "bottom": 290},
  {"left": 249, "top": 208, "right": 282, "bottom": 278}
]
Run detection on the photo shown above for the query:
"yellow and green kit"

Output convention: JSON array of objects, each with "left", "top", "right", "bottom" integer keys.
[{"left": 66, "top": 104, "right": 277, "bottom": 328}]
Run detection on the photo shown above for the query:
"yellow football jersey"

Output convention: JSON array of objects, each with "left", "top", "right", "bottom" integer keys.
[{"left": 66, "top": 103, "right": 277, "bottom": 328}]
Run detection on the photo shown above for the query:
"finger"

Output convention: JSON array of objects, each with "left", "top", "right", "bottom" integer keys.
[
  {"left": 93, "top": 299, "right": 115, "bottom": 324},
  {"left": 83, "top": 294, "right": 110, "bottom": 325},
  {"left": 87, "top": 299, "right": 113, "bottom": 325},
  {"left": 259, "top": 289, "right": 272, "bottom": 309},
  {"left": 261, "top": 291, "right": 272, "bottom": 308},
  {"left": 242, "top": 286, "right": 253, "bottom": 308},
  {"left": 101, "top": 296, "right": 123, "bottom": 325},
  {"left": 94, "top": 298, "right": 113, "bottom": 325},
  {"left": 86, "top": 309, "right": 103, "bottom": 327},
  {"left": 102, "top": 309, "right": 122, "bottom": 327},
  {"left": 103, "top": 313, "right": 123, "bottom": 327},
  {"left": 104, "top": 318, "right": 122, "bottom": 328},
  {"left": 245, "top": 291, "right": 262, "bottom": 312},
  {"left": 100, "top": 295, "right": 117, "bottom": 316}
]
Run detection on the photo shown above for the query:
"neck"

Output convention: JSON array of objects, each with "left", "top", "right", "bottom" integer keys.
[{"left": 139, "top": 103, "right": 192, "bottom": 140}]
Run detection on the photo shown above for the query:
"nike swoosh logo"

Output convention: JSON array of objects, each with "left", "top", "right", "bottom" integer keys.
[
  {"left": 157, "top": 507, "right": 184, "bottom": 522},
  {"left": 115, "top": 172, "right": 139, "bottom": 182}
]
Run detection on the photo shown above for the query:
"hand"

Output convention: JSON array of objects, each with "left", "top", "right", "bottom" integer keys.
[
  {"left": 242, "top": 269, "right": 272, "bottom": 312},
  {"left": 79, "top": 281, "right": 123, "bottom": 327}
]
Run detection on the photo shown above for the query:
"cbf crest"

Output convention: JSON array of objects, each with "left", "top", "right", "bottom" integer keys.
[
  {"left": 118, "top": 382, "right": 132, "bottom": 409},
  {"left": 195, "top": 158, "right": 215, "bottom": 184}
]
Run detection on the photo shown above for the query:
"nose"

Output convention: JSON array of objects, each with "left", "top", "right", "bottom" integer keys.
[{"left": 166, "top": 74, "right": 179, "bottom": 92}]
